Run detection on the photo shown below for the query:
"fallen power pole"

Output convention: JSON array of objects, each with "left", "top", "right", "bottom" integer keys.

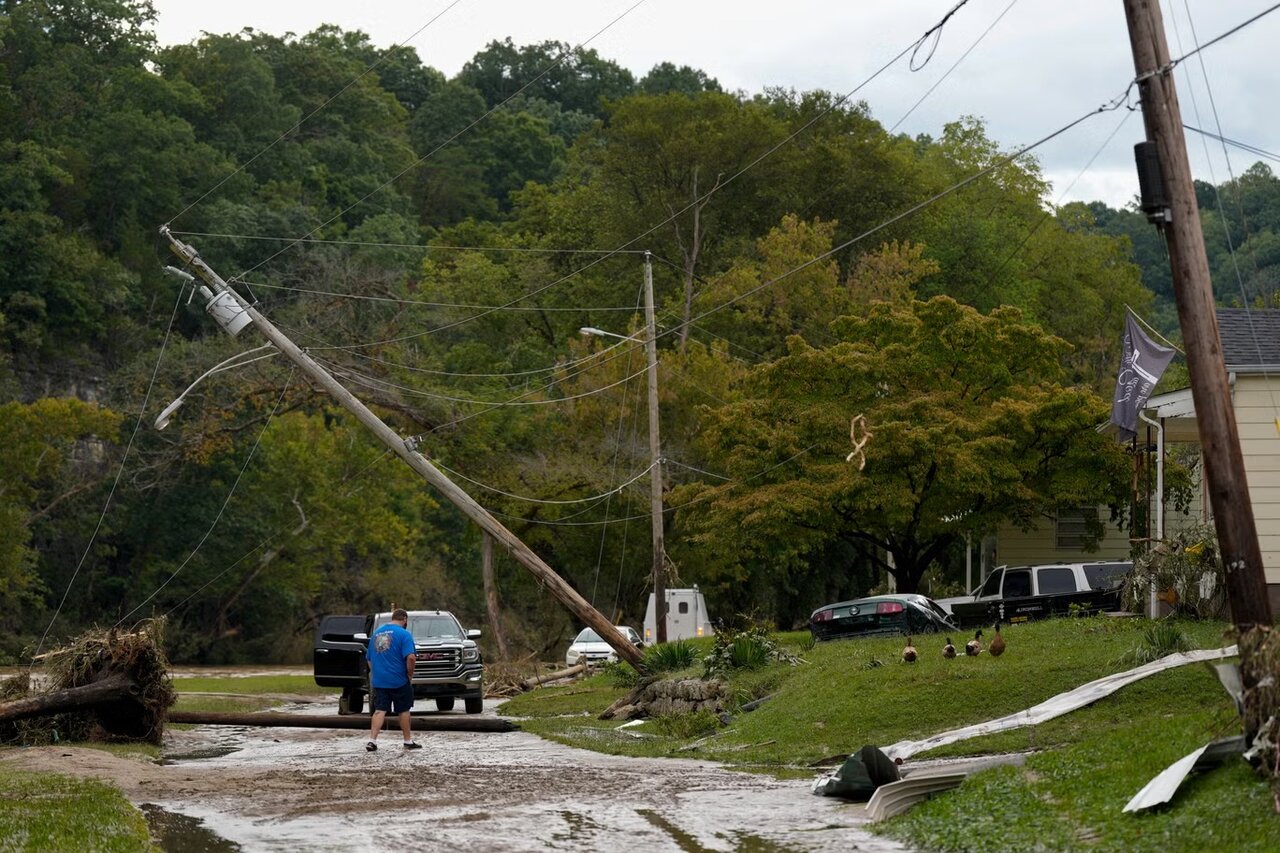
[
  {"left": 160, "top": 227, "right": 646, "bottom": 670},
  {"left": 1121, "top": 0, "right": 1274, "bottom": 633},
  {"left": 168, "top": 710, "right": 517, "bottom": 733}
]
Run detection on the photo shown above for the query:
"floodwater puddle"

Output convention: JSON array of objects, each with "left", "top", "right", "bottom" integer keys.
[
  {"left": 156, "top": 745, "right": 241, "bottom": 765},
  {"left": 142, "top": 803, "right": 241, "bottom": 852}
]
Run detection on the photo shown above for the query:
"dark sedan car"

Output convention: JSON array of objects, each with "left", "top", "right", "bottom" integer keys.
[{"left": 809, "top": 594, "right": 958, "bottom": 642}]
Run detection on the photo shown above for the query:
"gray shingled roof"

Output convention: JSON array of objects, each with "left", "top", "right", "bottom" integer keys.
[{"left": 1217, "top": 308, "right": 1280, "bottom": 369}]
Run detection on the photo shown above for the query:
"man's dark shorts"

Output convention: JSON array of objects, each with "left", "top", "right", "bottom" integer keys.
[{"left": 372, "top": 683, "right": 414, "bottom": 714}]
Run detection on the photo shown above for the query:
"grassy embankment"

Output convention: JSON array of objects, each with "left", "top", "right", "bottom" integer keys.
[
  {"left": 501, "top": 616, "right": 1280, "bottom": 852},
  {"left": 0, "top": 673, "right": 332, "bottom": 852},
  {"left": 0, "top": 767, "right": 155, "bottom": 852}
]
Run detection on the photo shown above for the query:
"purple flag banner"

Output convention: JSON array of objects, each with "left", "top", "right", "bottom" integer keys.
[{"left": 1110, "top": 313, "right": 1176, "bottom": 442}]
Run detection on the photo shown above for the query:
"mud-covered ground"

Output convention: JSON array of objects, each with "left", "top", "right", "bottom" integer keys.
[{"left": 1, "top": 697, "right": 906, "bottom": 852}]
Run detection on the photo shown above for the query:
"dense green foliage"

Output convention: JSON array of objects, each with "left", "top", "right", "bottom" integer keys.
[{"left": 5, "top": 2, "right": 1267, "bottom": 662}]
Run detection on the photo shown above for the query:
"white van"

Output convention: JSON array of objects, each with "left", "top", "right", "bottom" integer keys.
[{"left": 643, "top": 587, "right": 714, "bottom": 643}]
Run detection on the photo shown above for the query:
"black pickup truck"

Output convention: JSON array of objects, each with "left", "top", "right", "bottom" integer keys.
[
  {"left": 314, "top": 610, "right": 485, "bottom": 715},
  {"left": 948, "top": 561, "right": 1132, "bottom": 629}
]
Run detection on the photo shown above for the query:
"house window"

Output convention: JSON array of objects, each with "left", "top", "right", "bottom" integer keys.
[{"left": 1055, "top": 507, "right": 1098, "bottom": 550}]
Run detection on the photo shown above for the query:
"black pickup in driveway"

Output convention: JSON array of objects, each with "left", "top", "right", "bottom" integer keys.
[
  {"left": 314, "top": 610, "right": 485, "bottom": 715},
  {"left": 948, "top": 561, "right": 1131, "bottom": 628}
]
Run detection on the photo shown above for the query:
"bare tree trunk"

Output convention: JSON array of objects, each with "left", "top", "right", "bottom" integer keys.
[
  {"left": 213, "top": 493, "right": 309, "bottom": 639},
  {"left": 482, "top": 534, "right": 510, "bottom": 660},
  {"left": 522, "top": 663, "right": 586, "bottom": 689},
  {"left": 0, "top": 674, "right": 136, "bottom": 723}
]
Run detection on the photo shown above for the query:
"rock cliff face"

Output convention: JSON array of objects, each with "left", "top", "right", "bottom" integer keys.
[{"left": 600, "top": 677, "right": 726, "bottom": 721}]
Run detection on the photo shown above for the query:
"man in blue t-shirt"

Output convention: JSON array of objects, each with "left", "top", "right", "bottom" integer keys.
[{"left": 365, "top": 608, "right": 421, "bottom": 751}]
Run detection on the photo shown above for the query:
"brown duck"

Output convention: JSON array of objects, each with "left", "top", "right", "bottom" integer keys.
[
  {"left": 965, "top": 629, "right": 983, "bottom": 657},
  {"left": 989, "top": 622, "right": 1006, "bottom": 657},
  {"left": 942, "top": 637, "right": 957, "bottom": 659},
  {"left": 902, "top": 635, "right": 918, "bottom": 663}
]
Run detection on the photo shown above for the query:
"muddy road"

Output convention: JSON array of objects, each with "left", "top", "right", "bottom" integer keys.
[{"left": 2, "top": 697, "right": 905, "bottom": 852}]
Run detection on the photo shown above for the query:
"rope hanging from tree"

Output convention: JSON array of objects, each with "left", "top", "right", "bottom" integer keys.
[{"left": 846, "top": 415, "right": 873, "bottom": 470}]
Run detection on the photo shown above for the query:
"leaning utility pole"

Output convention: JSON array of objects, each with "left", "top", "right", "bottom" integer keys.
[
  {"left": 1122, "top": 0, "right": 1273, "bottom": 631},
  {"left": 643, "top": 251, "right": 668, "bottom": 644},
  {"left": 161, "top": 227, "right": 646, "bottom": 669}
]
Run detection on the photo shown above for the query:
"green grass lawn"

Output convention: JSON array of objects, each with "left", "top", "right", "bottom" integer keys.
[
  {"left": 0, "top": 767, "right": 155, "bottom": 852},
  {"left": 170, "top": 673, "right": 332, "bottom": 696},
  {"left": 503, "top": 617, "right": 1279, "bottom": 851}
]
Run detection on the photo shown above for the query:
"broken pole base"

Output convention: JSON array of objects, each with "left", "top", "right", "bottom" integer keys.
[{"left": 168, "top": 710, "right": 518, "bottom": 733}]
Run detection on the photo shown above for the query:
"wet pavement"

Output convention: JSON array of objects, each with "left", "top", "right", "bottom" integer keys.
[{"left": 139, "top": 701, "right": 906, "bottom": 853}]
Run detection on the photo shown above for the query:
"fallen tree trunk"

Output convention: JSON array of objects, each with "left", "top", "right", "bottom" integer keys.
[
  {"left": 0, "top": 674, "right": 138, "bottom": 724},
  {"left": 168, "top": 710, "right": 518, "bottom": 733},
  {"left": 523, "top": 663, "right": 586, "bottom": 690}
]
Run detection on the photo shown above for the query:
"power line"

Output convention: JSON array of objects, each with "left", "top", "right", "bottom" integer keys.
[
  {"left": 1172, "top": 0, "right": 1280, "bottom": 425},
  {"left": 163, "top": 448, "right": 396, "bottom": 620},
  {"left": 1167, "top": 1, "right": 1280, "bottom": 68},
  {"left": 417, "top": 91, "right": 1128, "bottom": 440},
  {"left": 432, "top": 458, "right": 657, "bottom": 505},
  {"left": 891, "top": 0, "right": 1020, "bottom": 133},
  {"left": 314, "top": 352, "right": 651, "bottom": 407},
  {"left": 1182, "top": 125, "right": 1280, "bottom": 165},
  {"left": 32, "top": 282, "right": 188, "bottom": 661},
  {"left": 169, "top": 230, "right": 649, "bottom": 255},
  {"left": 115, "top": 367, "right": 296, "bottom": 628},
  {"left": 169, "top": 0, "right": 468, "bottom": 224},
  {"left": 235, "top": 278, "right": 642, "bottom": 313},
  {"left": 342, "top": 337, "right": 630, "bottom": 380},
  {"left": 484, "top": 445, "right": 818, "bottom": 527},
  {"left": 308, "top": 0, "right": 982, "bottom": 353},
  {"left": 228, "top": 0, "right": 649, "bottom": 284}
]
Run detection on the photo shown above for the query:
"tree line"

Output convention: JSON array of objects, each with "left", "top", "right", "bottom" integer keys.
[{"left": 3, "top": 0, "right": 1271, "bottom": 662}]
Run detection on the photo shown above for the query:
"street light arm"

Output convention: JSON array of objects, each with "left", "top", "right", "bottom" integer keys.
[
  {"left": 580, "top": 326, "right": 642, "bottom": 342},
  {"left": 154, "top": 344, "right": 278, "bottom": 430}
]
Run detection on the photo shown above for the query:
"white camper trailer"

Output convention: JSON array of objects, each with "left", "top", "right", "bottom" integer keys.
[{"left": 643, "top": 587, "right": 714, "bottom": 643}]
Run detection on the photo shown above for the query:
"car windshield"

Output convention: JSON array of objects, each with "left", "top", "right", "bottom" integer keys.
[
  {"left": 574, "top": 628, "right": 602, "bottom": 643},
  {"left": 375, "top": 614, "right": 462, "bottom": 641}
]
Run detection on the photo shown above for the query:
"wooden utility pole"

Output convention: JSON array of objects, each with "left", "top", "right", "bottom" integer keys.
[
  {"left": 161, "top": 227, "right": 646, "bottom": 670},
  {"left": 480, "top": 533, "right": 510, "bottom": 660},
  {"left": 1122, "top": 0, "right": 1273, "bottom": 630},
  {"left": 643, "top": 251, "right": 668, "bottom": 644}
]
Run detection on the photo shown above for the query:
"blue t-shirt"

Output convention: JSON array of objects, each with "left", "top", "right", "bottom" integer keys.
[{"left": 366, "top": 623, "right": 416, "bottom": 688}]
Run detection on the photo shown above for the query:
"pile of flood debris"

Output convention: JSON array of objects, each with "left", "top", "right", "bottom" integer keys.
[
  {"left": 1242, "top": 625, "right": 1280, "bottom": 802},
  {"left": 600, "top": 677, "right": 726, "bottom": 721},
  {"left": 0, "top": 618, "right": 176, "bottom": 745}
]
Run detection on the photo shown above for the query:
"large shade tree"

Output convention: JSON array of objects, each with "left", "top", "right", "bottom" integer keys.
[{"left": 674, "top": 296, "right": 1132, "bottom": 598}]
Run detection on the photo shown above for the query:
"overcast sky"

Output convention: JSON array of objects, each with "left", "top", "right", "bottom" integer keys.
[{"left": 148, "top": 0, "right": 1280, "bottom": 209}]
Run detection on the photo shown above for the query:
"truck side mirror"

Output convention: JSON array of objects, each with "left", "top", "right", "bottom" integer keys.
[
  {"left": 353, "top": 632, "right": 368, "bottom": 641},
  {"left": 466, "top": 629, "right": 482, "bottom": 639}
]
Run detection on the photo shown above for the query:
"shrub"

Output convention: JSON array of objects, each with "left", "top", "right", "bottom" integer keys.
[
  {"left": 644, "top": 639, "right": 698, "bottom": 673},
  {"left": 652, "top": 709, "right": 720, "bottom": 739},
  {"left": 703, "top": 626, "right": 800, "bottom": 678},
  {"left": 1118, "top": 620, "right": 1195, "bottom": 665},
  {"left": 599, "top": 661, "right": 640, "bottom": 688}
]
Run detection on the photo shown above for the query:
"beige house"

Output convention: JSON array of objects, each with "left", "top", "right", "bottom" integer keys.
[{"left": 990, "top": 309, "right": 1280, "bottom": 612}]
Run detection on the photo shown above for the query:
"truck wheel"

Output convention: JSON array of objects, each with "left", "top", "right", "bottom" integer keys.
[
  {"left": 339, "top": 689, "right": 364, "bottom": 716},
  {"left": 465, "top": 697, "right": 484, "bottom": 714},
  {"left": 434, "top": 697, "right": 455, "bottom": 712}
]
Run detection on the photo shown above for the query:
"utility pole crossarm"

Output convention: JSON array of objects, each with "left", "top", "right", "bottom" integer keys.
[{"left": 160, "top": 227, "right": 646, "bottom": 670}]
